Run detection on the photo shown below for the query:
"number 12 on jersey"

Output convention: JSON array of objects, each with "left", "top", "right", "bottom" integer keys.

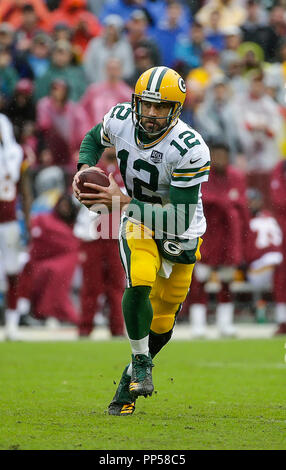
[{"left": 117, "top": 149, "right": 162, "bottom": 204}]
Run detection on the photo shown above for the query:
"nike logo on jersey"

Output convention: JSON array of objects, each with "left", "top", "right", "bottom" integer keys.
[{"left": 190, "top": 157, "right": 201, "bottom": 164}]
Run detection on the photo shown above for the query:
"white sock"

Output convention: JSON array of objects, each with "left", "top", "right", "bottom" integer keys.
[
  {"left": 126, "top": 363, "right": 132, "bottom": 376},
  {"left": 128, "top": 334, "right": 149, "bottom": 357},
  {"left": 190, "top": 304, "right": 207, "bottom": 330},
  {"left": 216, "top": 303, "right": 235, "bottom": 333},
  {"left": 5, "top": 309, "right": 20, "bottom": 328},
  {"left": 275, "top": 303, "right": 286, "bottom": 323},
  {"left": 17, "top": 297, "right": 31, "bottom": 317},
  {"left": 126, "top": 335, "right": 149, "bottom": 377}
]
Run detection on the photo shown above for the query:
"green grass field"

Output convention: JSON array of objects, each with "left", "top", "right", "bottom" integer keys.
[{"left": 0, "top": 337, "right": 285, "bottom": 450}]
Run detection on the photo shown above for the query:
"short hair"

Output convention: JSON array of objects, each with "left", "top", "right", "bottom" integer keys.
[
  {"left": 208, "top": 139, "right": 230, "bottom": 153},
  {"left": 22, "top": 4, "right": 35, "bottom": 13}
]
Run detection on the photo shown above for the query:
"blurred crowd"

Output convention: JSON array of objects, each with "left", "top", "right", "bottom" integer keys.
[{"left": 0, "top": 0, "right": 286, "bottom": 340}]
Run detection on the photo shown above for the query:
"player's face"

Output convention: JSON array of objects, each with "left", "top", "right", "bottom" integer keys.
[{"left": 140, "top": 100, "right": 173, "bottom": 134}]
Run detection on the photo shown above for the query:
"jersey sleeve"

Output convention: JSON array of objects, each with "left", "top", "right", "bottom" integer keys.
[
  {"left": 171, "top": 142, "right": 211, "bottom": 188},
  {"left": 101, "top": 108, "right": 115, "bottom": 148},
  {"left": 101, "top": 102, "right": 131, "bottom": 147},
  {"left": 78, "top": 123, "right": 106, "bottom": 168}
]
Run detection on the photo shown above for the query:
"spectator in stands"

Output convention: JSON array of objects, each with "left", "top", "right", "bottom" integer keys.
[
  {"left": 87, "top": 0, "right": 105, "bottom": 18},
  {"left": 220, "top": 50, "right": 247, "bottom": 95},
  {"left": 83, "top": 14, "right": 135, "bottom": 84},
  {"left": 35, "top": 39, "right": 87, "bottom": 102},
  {"left": 220, "top": 25, "right": 242, "bottom": 66},
  {"left": 189, "top": 140, "right": 249, "bottom": 337},
  {"left": 99, "top": 0, "right": 166, "bottom": 26},
  {"left": 50, "top": 0, "right": 103, "bottom": 58},
  {"left": 74, "top": 149, "right": 125, "bottom": 337},
  {"left": 195, "top": 77, "right": 243, "bottom": 163},
  {"left": 264, "top": 38, "right": 286, "bottom": 106},
  {"left": 51, "top": 23, "right": 84, "bottom": 64},
  {"left": 25, "top": 33, "right": 53, "bottom": 79},
  {"left": 270, "top": 160, "right": 286, "bottom": 335},
  {"left": 0, "top": 22, "right": 15, "bottom": 50},
  {"left": 126, "top": 43, "right": 156, "bottom": 88},
  {"left": 36, "top": 78, "right": 90, "bottom": 170},
  {"left": 125, "top": 9, "right": 161, "bottom": 65},
  {"left": 238, "top": 41, "right": 264, "bottom": 77},
  {"left": 232, "top": 70, "right": 282, "bottom": 172},
  {"left": 0, "top": 45, "right": 19, "bottom": 99},
  {"left": 0, "top": 22, "right": 34, "bottom": 80},
  {"left": 0, "top": 0, "right": 50, "bottom": 31},
  {"left": 50, "top": 0, "right": 102, "bottom": 34},
  {"left": 186, "top": 47, "right": 224, "bottom": 90},
  {"left": 264, "top": 65, "right": 286, "bottom": 161},
  {"left": 4, "top": 78, "right": 35, "bottom": 144},
  {"left": 204, "top": 9, "right": 225, "bottom": 52},
  {"left": 15, "top": 3, "right": 45, "bottom": 51},
  {"left": 159, "top": 0, "right": 191, "bottom": 34},
  {"left": 151, "top": 0, "right": 189, "bottom": 68},
  {"left": 174, "top": 21, "right": 211, "bottom": 74},
  {"left": 52, "top": 22, "right": 72, "bottom": 43},
  {"left": 80, "top": 57, "right": 132, "bottom": 128},
  {"left": 181, "top": 75, "right": 206, "bottom": 127},
  {"left": 268, "top": 5, "right": 286, "bottom": 59},
  {"left": 196, "top": 0, "right": 246, "bottom": 30},
  {"left": 240, "top": 0, "right": 278, "bottom": 62}
]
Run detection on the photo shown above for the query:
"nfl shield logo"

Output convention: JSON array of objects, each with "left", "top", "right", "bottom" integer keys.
[{"left": 150, "top": 150, "right": 163, "bottom": 163}]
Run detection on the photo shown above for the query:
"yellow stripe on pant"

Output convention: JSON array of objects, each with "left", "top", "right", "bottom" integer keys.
[{"left": 121, "top": 219, "right": 202, "bottom": 334}]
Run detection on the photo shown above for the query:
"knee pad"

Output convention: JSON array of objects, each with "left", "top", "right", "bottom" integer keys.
[{"left": 150, "top": 297, "right": 181, "bottom": 334}]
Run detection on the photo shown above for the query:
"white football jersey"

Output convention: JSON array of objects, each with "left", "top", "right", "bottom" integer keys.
[
  {"left": 0, "top": 114, "right": 23, "bottom": 203},
  {"left": 100, "top": 102, "right": 210, "bottom": 240}
]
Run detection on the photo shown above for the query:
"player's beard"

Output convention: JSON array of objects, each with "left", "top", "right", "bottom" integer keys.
[{"left": 140, "top": 117, "right": 168, "bottom": 136}]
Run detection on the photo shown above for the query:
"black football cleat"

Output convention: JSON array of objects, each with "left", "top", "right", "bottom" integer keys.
[
  {"left": 129, "top": 353, "right": 154, "bottom": 400},
  {"left": 108, "top": 366, "right": 136, "bottom": 416}
]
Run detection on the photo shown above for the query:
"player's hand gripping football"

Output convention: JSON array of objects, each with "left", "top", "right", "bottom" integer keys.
[
  {"left": 72, "top": 165, "right": 104, "bottom": 202},
  {"left": 78, "top": 172, "right": 131, "bottom": 211}
]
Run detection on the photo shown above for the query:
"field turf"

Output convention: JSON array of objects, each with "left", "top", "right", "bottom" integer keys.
[{"left": 0, "top": 337, "right": 285, "bottom": 450}]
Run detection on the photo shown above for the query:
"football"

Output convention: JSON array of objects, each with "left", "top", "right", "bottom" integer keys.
[{"left": 77, "top": 168, "right": 109, "bottom": 194}]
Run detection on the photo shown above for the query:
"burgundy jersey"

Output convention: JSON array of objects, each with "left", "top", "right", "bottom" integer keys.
[
  {"left": 0, "top": 179, "right": 18, "bottom": 223},
  {"left": 201, "top": 165, "right": 249, "bottom": 266},
  {"left": 246, "top": 210, "right": 283, "bottom": 268},
  {"left": 270, "top": 161, "right": 286, "bottom": 224}
]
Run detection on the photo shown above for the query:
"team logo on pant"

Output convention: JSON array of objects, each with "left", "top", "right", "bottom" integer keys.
[
  {"left": 163, "top": 240, "right": 183, "bottom": 256},
  {"left": 150, "top": 150, "right": 163, "bottom": 163}
]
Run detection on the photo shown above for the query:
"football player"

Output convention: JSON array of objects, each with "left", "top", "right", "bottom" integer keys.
[
  {"left": 72, "top": 66, "right": 211, "bottom": 415},
  {"left": 0, "top": 113, "right": 32, "bottom": 340}
]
